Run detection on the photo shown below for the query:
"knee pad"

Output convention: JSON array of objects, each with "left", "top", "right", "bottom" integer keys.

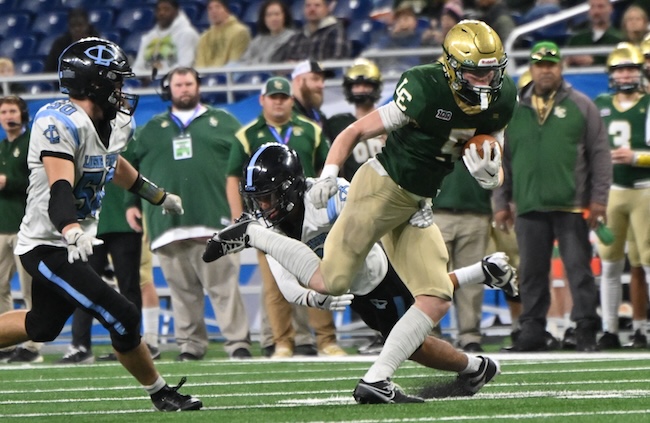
[
  {"left": 25, "top": 310, "right": 65, "bottom": 342},
  {"left": 109, "top": 301, "right": 142, "bottom": 353}
]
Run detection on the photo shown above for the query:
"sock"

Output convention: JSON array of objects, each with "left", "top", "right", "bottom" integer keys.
[
  {"left": 248, "top": 224, "right": 320, "bottom": 287},
  {"left": 632, "top": 319, "right": 647, "bottom": 333},
  {"left": 142, "top": 307, "right": 160, "bottom": 347},
  {"left": 459, "top": 355, "right": 483, "bottom": 375},
  {"left": 363, "top": 306, "right": 434, "bottom": 383},
  {"left": 143, "top": 375, "right": 166, "bottom": 395},
  {"left": 600, "top": 259, "right": 625, "bottom": 333},
  {"left": 454, "top": 262, "right": 485, "bottom": 286}
]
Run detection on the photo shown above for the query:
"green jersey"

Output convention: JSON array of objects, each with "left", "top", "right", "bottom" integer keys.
[
  {"left": 377, "top": 63, "right": 517, "bottom": 198},
  {"left": 594, "top": 93, "right": 650, "bottom": 188},
  {"left": 228, "top": 112, "right": 328, "bottom": 178}
]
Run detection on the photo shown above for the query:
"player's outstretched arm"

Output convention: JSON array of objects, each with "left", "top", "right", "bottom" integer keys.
[{"left": 450, "top": 252, "right": 518, "bottom": 297}]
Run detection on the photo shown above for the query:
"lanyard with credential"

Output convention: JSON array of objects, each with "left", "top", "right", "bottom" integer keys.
[{"left": 267, "top": 125, "right": 293, "bottom": 145}]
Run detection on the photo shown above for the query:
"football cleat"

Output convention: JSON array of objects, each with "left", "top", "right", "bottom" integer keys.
[
  {"left": 151, "top": 377, "right": 203, "bottom": 411},
  {"left": 353, "top": 379, "right": 424, "bottom": 404},
  {"left": 456, "top": 356, "right": 500, "bottom": 395},
  {"left": 481, "top": 252, "right": 518, "bottom": 298},
  {"left": 597, "top": 332, "right": 621, "bottom": 350},
  {"left": 202, "top": 213, "right": 258, "bottom": 262},
  {"left": 624, "top": 329, "right": 648, "bottom": 349}
]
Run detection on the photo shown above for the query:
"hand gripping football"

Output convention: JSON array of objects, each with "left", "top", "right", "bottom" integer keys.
[{"left": 464, "top": 134, "right": 501, "bottom": 159}]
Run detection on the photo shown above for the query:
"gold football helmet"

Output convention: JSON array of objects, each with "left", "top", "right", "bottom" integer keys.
[
  {"left": 607, "top": 42, "right": 644, "bottom": 93},
  {"left": 343, "top": 58, "right": 383, "bottom": 105},
  {"left": 442, "top": 20, "right": 508, "bottom": 111}
]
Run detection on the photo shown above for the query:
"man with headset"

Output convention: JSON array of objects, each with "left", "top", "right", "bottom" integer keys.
[
  {"left": 126, "top": 66, "right": 252, "bottom": 361},
  {"left": 0, "top": 95, "right": 43, "bottom": 363}
]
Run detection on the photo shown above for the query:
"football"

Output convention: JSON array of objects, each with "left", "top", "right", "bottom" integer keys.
[{"left": 464, "top": 134, "right": 500, "bottom": 159}]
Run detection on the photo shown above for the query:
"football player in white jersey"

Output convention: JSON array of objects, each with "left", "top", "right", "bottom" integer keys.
[
  {"left": 1, "top": 38, "right": 201, "bottom": 412},
  {"left": 204, "top": 143, "right": 518, "bottom": 401}
]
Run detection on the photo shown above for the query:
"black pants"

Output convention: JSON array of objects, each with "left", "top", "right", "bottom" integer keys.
[
  {"left": 351, "top": 263, "right": 414, "bottom": 338},
  {"left": 70, "top": 232, "right": 143, "bottom": 350},
  {"left": 20, "top": 245, "right": 141, "bottom": 352},
  {"left": 516, "top": 211, "right": 599, "bottom": 332}
]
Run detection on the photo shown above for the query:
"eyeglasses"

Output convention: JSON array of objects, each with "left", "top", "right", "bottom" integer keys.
[{"left": 531, "top": 48, "right": 559, "bottom": 61}]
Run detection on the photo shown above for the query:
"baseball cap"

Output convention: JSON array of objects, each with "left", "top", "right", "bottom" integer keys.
[
  {"left": 261, "top": 76, "right": 292, "bottom": 96},
  {"left": 530, "top": 41, "right": 561, "bottom": 64},
  {"left": 290, "top": 60, "right": 335, "bottom": 79}
]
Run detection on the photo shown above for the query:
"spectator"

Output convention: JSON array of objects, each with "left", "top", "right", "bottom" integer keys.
[
  {"left": 290, "top": 60, "right": 331, "bottom": 126},
  {"left": 367, "top": 4, "right": 425, "bottom": 74},
  {"left": 421, "top": 1, "right": 464, "bottom": 47},
  {"left": 272, "top": 0, "right": 350, "bottom": 62},
  {"left": 476, "top": 0, "right": 517, "bottom": 42},
  {"left": 3, "top": 38, "right": 199, "bottom": 411},
  {"left": 239, "top": 0, "right": 296, "bottom": 65},
  {"left": 592, "top": 43, "right": 650, "bottom": 349},
  {"left": 126, "top": 67, "right": 252, "bottom": 361},
  {"left": 621, "top": 4, "right": 649, "bottom": 45},
  {"left": 0, "top": 58, "right": 25, "bottom": 96},
  {"left": 44, "top": 8, "right": 101, "bottom": 73},
  {"left": 195, "top": 0, "right": 251, "bottom": 68},
  {"left": 132, "top": 0, "right": 200, "bottom": 78},
  {"left": 0, "top": 95, "right": 43, "bottom": 363},
  {"left": 565, "top": 0, "right": 623, "bottom": 67},
  {"left": 225, "top": 76, "right": 344, "bottom": 358},
  {"left": 493, "top": 41, "right": 612, "bottom": 352}
]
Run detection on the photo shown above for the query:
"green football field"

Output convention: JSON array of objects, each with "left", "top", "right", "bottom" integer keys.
[{"left": 2, "top": 348, "right": 649, "bottom": 422}]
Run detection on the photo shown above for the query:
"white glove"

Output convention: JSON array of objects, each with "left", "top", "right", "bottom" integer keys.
[
  {"left": 161, "top": 193, "right": 184, "bottom": 215},
  {"left": 305, "top": 291, "right": 354, "bottom": 311},
  {"left": 409, "top": 199, "right": 433, "bottom": 228},
  {"left": 307, "top": 176, "right": 338, "bottom": 209},
  {"left": 462, "top": 140, "right": 501, "bottom": 189},
  {"left": 64, "top": 227, "right": 104, "bottom": 264}
]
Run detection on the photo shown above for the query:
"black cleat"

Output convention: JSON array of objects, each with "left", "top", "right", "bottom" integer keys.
[
  {"left": 151, "top": 377, "right": 202, "bottom": 411},
  {"left": 624, "top": 329, "right": 648, "bottom": 349},
  {"left": 202, "top": 214, "right": 258, "bottom": 262},
  {"left": 353, "top": 379, "right": 424, "bottom": 404},
  {"left": 597, "top": 332, "right": 621, "bottom": 350},
  {"left": 456, "top": 356, "right": 500, "bottom": 395},
  {"left": 481, "top": 252, "right": 519, "bottom": 298}
]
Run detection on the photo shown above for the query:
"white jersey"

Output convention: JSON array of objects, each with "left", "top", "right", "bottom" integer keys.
[
  {"left": 266, "top": 177, "right": 388, "bottom": 296},
  {"left": 15, "top": 100, "right": 135, "bottom": 255}
]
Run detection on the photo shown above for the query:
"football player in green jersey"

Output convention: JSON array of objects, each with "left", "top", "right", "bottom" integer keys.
[
  {"left": 594, "top": 43, "right": 650, "bottom": 349},
  {"left": 210, "top": 20, "right": 517, "bottom": 403}
]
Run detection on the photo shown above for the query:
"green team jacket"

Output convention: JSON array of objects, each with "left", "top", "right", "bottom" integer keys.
[
  {"left": 0, "top": 130, "right": 30, "bottom": 234},
  {"left": 593, "top": 93, "right": 650, "bottom": 188},
  {"left": 228, "top": 112, "right": 328, "bottom": 178},
  {"left": 377, "top": 62, "right": 517, "bottom": 198},
  {"left": 493, "top": 81, "right": 613, "bottom": 215},
  {"left": 130, "top": 106, "right": 241, "bottom": 242}
]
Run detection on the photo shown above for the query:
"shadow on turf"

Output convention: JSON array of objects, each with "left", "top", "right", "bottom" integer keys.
[{"left": 416, "top": 377, "right": 474, "bottom": 399}]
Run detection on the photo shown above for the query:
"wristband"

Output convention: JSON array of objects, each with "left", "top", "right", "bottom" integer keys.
[
  {"left": 128, "top": 173, "right": 166, "bottom": 205},
  {"left": 320, "top": 164, "right": 339, "bottom": 179}
]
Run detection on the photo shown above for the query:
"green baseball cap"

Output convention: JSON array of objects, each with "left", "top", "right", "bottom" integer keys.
[
  {"left": 261, "top": 76, "right": 292, "bottom": 96},
  {"left": 530, "top": 41, "right": 561, "bottom": 63}
]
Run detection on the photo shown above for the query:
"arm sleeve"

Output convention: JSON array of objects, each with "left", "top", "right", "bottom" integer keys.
[
  {"left": 377, "top": 101, "right": 412, "bottom": 132},
  {"left": 266, "top": 255, "right": 312, "bottom": 306}
]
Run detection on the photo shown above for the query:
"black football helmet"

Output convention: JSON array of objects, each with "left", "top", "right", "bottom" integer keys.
[
  {"left": 58, "top": 37, "right": 139, "bottom": 118},
  {"left": 240, "top": 143, "right": 306, "bottom": 227}
]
